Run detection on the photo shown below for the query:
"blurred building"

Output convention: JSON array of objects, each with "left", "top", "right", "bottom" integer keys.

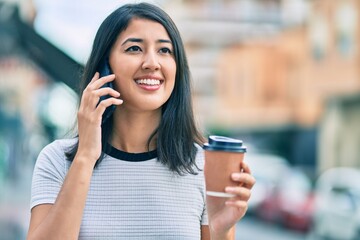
[
  {"left": 319, "top": 95, "right": 360, "bottom": 173},
  {"left": 0, "top": 2, "right": 81, "bottom": 144},
  {"left": 164, "top": 0, "right": 359, "bottom": 129},
  {"left": 162, "top": 0, "right": 286, "bottom": 129},
  {"left": 162, "top": 0, "right": 360, "bottom": 171},
  {"left": 312, "top": 0, "right": 360, "bottom": 173},
  {"left": 0, "top": 2, "right": 81, "bottom": 237}
]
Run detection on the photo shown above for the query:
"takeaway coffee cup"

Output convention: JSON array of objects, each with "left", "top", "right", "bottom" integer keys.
[{"left": 203, "top": 135, "right": 247, "bottom": 197}]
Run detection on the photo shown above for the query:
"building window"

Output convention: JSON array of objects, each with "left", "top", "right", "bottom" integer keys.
[
  {"left": 309, "top": 15, "right": 329, "bottom": 61},
  {"left": 335, "top": 2, "right": 357, "bottom": 58}
]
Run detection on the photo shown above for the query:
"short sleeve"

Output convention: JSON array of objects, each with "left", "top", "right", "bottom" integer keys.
[{"left": 30, "top": 140, "right": 67, "bottom": 210}]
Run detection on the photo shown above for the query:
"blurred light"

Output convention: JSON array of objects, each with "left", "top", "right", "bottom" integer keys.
[{"left": 45, "top": 82, "right": 78, "bottom": 136}]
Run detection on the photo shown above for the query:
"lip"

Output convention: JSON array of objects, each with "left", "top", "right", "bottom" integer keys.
[{"left": 134, "top": 75, "right": 163, "bottom": 81}]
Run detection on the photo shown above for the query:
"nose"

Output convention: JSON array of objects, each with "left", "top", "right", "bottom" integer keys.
[{"left": 142, "top": 51, "right": 160, "bottom": 71}]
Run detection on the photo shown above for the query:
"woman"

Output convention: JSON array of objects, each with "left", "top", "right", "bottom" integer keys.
[{"left": 27, "top": 2, "right": 255, "bottom": 239}]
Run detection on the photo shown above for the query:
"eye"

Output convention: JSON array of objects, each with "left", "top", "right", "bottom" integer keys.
[
  {"left": 125, "top": 46, "right": 142, "bottom": 52},
  {"left": 159, "top": 47, "right": 172, "bottom": 54}
]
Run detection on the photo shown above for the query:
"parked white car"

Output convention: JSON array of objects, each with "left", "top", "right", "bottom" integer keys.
[
  {"left": 245, "top": 153, "right": 290, "bottom": 213},
  {"left": 310, "top": 167, "right": 360, "bottom": 240}
]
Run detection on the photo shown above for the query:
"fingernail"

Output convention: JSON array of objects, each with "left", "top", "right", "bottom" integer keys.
[
  {"left": 225, "top": 187, "right": 235, "bottom": 192},
  {"left": 232, "top": 173, "right": 241, "bottom": 180}
]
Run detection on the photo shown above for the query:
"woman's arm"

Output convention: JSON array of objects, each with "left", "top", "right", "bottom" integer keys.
[
  {"left": 201, "top": 225, "right": 210, "bottom": 240},
  {"left": 27, "top": 156, "right": 95, "bottom": 240},
  {"left": 201, "top": 225, "right": 235, "bottom": 240},
  {"left": 27, "top": 73, "right": 122, "bottom": 240},
  {"left": 206, "top": 161, "right": 256, "bottom": 240}
]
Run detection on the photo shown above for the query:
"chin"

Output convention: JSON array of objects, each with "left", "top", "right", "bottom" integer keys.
[
  {"left": 126, "top": 101, "right": 165, "bottom": 112},
  {"left": 139, "top": 97, "right": 170, "bottom": 111}
]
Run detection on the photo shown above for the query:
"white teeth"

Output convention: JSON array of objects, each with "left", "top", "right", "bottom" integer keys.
[{"left": 136, "top": 79, "right": 161, "bottom": 85}]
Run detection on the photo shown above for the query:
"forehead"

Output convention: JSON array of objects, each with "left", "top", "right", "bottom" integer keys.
[{"left": 117, "top": 18, "right": 171, "bottom": 43}]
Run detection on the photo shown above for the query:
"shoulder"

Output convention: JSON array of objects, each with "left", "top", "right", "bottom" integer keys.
[
  {"left": 30, "top": 139, "right": 77, "bottom": 209},
  {"left": 38, "top": 138, "right": 77, "bottom": 158},
  {"left": 34, "top": 138, "right": 77, "bottom": 173}
]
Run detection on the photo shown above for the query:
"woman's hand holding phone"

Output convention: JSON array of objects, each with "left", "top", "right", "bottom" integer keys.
[{"left": 76, "top": 72, "right": 123, "bottom": 166}]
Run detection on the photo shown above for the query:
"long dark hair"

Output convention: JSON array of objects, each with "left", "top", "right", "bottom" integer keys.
[{"left": 66, "top": 2, "right": 204, "bottom": 175}]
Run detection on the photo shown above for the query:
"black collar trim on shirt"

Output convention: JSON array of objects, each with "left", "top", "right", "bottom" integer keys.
[{"left": 104, "top": 143, "right": 158, "bottom": 162}]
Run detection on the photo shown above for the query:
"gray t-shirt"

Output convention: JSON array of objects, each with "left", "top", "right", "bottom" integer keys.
[{"left": 30, "top": 139, "right": 208, "bottom": 239}]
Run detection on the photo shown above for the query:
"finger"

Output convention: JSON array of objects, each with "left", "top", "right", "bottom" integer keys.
[
  {"left": 225, "top": 187, "right": 251, "bottom": 201},
  {"left": 89, "top": 74, "right": 116, "bottom": 90},
  {"left": 95, "top": 97, "right": 123, "bottom": 116},
  {"left": 94, "top": 88, "right": 120, "bottom": 98},
  {"left": 89, "top": 72, "right": 100, "bottom": 84},
  {"left": 241, "top": 161, "right": 251, "bottom": 174},
  {"left": 80, "top": 88, "right": 101, "bottom": 112},
  {"left": 231, "top": 173, "right": 256, "bottom": 189},
  {"left": 90, "top": 88, "right": 120, "bottom": 110},
  {"left": 82, "top": 85, "right": 120, "bottom": 111},
  {"left": 79, "top": 90, "right": 95, "bottom": 113},
  {"left": 225, "top": 200, "right": 248, "bottom": 210}
]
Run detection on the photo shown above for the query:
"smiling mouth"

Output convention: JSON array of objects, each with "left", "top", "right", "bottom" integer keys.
[{"left": 135, "top": 79, "right": 163, "bottom": 86}]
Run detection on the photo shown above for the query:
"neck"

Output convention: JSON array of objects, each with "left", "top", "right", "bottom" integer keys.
[{"left": 110, "top": 107, "right": 161, "bottom": 153}]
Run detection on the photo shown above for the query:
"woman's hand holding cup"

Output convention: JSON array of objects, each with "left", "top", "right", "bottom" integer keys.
[{"left": 203, "top": 136, "right": 256, "bottom": 239}]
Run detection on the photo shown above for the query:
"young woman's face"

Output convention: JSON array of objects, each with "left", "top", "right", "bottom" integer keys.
[{"left": 109, "top": 18, "right": 176, "bottom": 112}]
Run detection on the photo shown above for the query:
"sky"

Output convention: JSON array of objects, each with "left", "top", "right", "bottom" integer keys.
[{"left": 32, "top": 0, "right": 159, "bottom": 64}]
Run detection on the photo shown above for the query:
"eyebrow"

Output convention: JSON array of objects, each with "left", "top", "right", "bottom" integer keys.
[{"left": 121, "top": 38, "right": 172, "bottom": 45}]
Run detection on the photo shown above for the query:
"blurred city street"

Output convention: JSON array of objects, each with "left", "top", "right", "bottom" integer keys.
[
  {"left": 2, "top": 0, "right": 360, "bottom": 239},
  {"left": 0, "top": 161, "right": 32, "bottom": 240}
]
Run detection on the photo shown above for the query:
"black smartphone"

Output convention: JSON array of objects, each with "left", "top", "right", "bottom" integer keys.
[{"left": 98, "top": 59, "right": 116, "bottom": 124}]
